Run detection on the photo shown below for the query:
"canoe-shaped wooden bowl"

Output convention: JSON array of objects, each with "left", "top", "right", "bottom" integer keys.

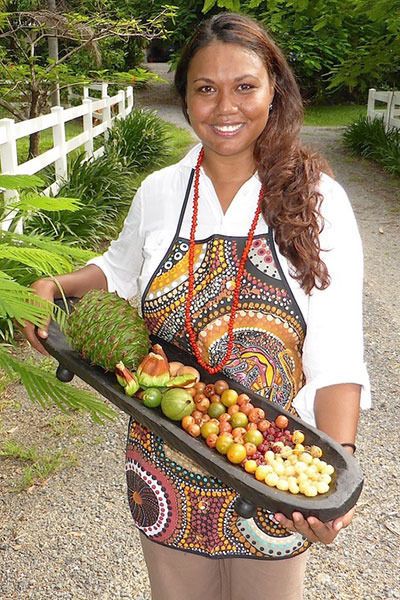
[{"left": 43, "top": 315, "right": 363, "bottom": 522}]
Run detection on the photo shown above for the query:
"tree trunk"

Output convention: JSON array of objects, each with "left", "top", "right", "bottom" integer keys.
[
  {"left": 47, "top": 0, "right": 60, "bottom": 106},
  {"left": 27, "top": 90, "right": 41, "bottom": 160}
]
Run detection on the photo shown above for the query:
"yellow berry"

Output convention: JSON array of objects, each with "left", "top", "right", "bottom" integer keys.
[
  {"left": 316, "top": 481, "right": 330, "bottom": 494},
  {"left": 276, "top": 478, "right": 289, "bottom": 491},
  {"left": 265, "top": 472, "right": 279, "bottom": 487},
  {"left": 244, "top": 460, "right": 257, "bottom": 474}
]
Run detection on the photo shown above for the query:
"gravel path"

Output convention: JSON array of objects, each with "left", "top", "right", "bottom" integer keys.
[{"left": 1, "top": 76, "right": 399, "bottom": 599}]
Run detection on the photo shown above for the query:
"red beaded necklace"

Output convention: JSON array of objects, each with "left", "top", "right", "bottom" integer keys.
[{"left": 184, "top": 147, "right": 264, "bottom": 374}]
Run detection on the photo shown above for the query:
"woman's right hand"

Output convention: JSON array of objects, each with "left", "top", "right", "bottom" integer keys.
[{"left": 22, "top": 278, "right": 57, "bottom": 356}]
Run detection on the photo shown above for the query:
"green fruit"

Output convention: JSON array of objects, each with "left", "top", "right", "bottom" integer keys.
[
  {"left": 207, "top": 403, "right": 226, "bottom": 419},
  {"left": 161, "top": 388, "right": 195, "bottom": 421},
  {"left": 142, "top": 388, "right": 163, "bottom": 408},
  {"left": 244, "top": 429, "right": 264, "bottom": 447},
  {"left": 66, "top": 290, "right": 149, "bottom": 371},
  {"left": 230, "top": 412, "right": 249, "bottom": 429}
]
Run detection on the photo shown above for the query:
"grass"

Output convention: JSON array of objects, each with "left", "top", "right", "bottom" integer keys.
[
  {"left": 304, "top": 104, "right": 366, "bottom": 127},
  {"left": 0, "top": 439, "right": 77, "bottom": 492}
]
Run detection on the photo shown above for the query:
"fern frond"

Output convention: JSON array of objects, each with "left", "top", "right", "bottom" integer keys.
[
  {"left": 0, "top": 245, "right": 74, "bottom": 275},
  {"left": 0, "top": 346, "right": 116, "bottom": 423},
  {"left": 0, "top": 272, "right": 52, "bottom": 327},
  {"left": 0, "top": 231, "right": 95, "bottom": 264},
  {"left": 12, "top": 194, "right": 82, "bottom": 213},
  {"left": 0, "top": 174, "right": 45, "bottom": 190}
]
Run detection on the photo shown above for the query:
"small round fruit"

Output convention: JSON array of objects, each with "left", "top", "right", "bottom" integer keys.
[
  {"left": 221, "top": 389, "right": 239, "bottom": 407},
  {"left": 181, "top": 415, "right": 195, "bottom": 431},
  {"left": 316, "top": 481, "right": 330, "bottom": 494},
  {"left": 214, "top": 380, "right": 229, "bottom": 395},
  {"left": 244, "top": 459, "right": 258, "bottom": 474},
  {"left": 275, "top": 415, "right": 289, "bottom": 430},
  {"left": 194, "top": 381, "right": 206, "bottom": 393},
  {"left": 215, "top": 433, "right": 234, "bottom": 455},
  {"left": 208, "top": 402, "right": 226, "bottom": 419},
  {"left": 237, "top": 393, "right": 250, "bottom": 405},
  {"left": 227, "top": 404, "right": 240, "bottom": 416},
  {"left": 187, "top": 423, "right": 201, "bottom": 437},
  {"left": 206, "top": 433, "right": 218, "bottom": 448},
  {"left": 200, "top": 420, "right": 220, "bottom": 439},
  {"left": 244, "top": 442, "right": 257, "bottom": 457},
  {"left": 292, "top": 430, "right": 305, "bottom": 444},
  {"left": 203, "top": 384, "right": 215, "bottom": 398},
  {"left": 244, "top": 429, "right": 263, "bottom": 447},
  {"left": 276, "top": 478, "right": 289, "bottom": 491},
  {"left": 255, "top": 465, "right": 271, "bottom": 481},
  {"left": 142, "top": 387, "right": 163, "bottom": 408},
  {"left": 230, "top": 412, "right": 249, "bottom": 429},
  {"left": 264, "top": 472, "right": 279, "bottom": 487},
  {"left": 219, "top": 421, "right": 232, "bottom": 434},
  {"left": 196, "top": 397, "right": 210, "bottom": 413},
  {"left": 227, "top": 443, "right": 247, "bottom": 464},
  {"left": 248, "top": 407, "right": 265, "bottom": 423},
  {"left": 310, "top": 445, "right": 323, "bottom": 458}
]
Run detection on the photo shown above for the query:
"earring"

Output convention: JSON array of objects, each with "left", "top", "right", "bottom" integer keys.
[{"left": 269, "top": 103, "right": 273, "bottom": 112}]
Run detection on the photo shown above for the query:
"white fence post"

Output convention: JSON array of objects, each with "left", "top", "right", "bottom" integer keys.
[
  {"left": 51, "top": 106, "right": 68, "bottom": 183},
  {"left": 101, "top": 83, "right": 111, "bottom": 140},
  {"left": 367, "top": 88, "right": 375, "bottom": 121},
  {"left": 126, "top": 86, "right": 134, "bottom": 115},
  {"left": 118, "top": 90, "right": 126, "bottom": 119},
  {"left": 0, "top": 118, "right": 21, "bottom": 232},
  {"left": 83, "top": 97, "right": 94, "bottom": 158}
]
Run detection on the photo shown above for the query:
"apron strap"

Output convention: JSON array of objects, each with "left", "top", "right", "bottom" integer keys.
[{"left": 173, "top": 169, "right": 195, "bottom": 239}]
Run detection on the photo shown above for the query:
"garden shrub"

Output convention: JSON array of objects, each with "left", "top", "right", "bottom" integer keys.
[
  {"left": 104, "top": 108, "right": 170, "bottom": 171},
  {"left": 25, "top": 109, "right": 171, "bottom": 249},
  {"left": 344, "top": 117, "right": 400, "bottom": 177}
]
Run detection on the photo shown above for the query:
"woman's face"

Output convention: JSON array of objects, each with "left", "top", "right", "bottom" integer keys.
[{"left": 186, "top": 41, "right": 274, "bottom": 164}]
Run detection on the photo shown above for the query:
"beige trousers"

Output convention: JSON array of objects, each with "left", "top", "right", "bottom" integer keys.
[{"left": 139, "top": 533, "right": 308, "bottom": 600}]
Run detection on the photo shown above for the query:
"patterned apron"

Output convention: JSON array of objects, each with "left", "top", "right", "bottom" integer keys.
[{"left": 126, "top": 170, "right": 310, "bottom": 559}]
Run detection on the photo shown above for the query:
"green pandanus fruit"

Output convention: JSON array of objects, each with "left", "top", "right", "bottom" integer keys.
[{"left": 66, "top": 290, "right": 150, "bottom": 371}]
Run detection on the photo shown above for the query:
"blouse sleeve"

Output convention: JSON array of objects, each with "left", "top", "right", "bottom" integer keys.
[
  {"left": 86, "top": 186, "right": 145, "bottom": 300},
  {"left": 292, "top": 177, "right": 371, "bottom": 426}
]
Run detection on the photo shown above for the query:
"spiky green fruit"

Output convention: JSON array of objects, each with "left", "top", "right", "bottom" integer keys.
[{"left": 66, "top": 290, "right": 150, "bottom": 372}]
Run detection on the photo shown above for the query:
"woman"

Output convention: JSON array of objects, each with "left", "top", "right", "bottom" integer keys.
[{"left": 24, "top": 13, "right": 370, "bottom": 600}]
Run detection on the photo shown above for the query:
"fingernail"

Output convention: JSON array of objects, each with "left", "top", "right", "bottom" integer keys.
[
  {"left": 336, "top": 522, "right": 343, "bottom": 531},
  {"left": 38, "top": 330, "right": 48, "bottom": 338}
]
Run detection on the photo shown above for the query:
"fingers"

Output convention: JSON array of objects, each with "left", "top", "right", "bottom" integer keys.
[
  {"left": 22, "top": 322, "right": 50, "bottom": 356},
  {"left": 274, "top": 512, "right": 342, "bottom": 544}
]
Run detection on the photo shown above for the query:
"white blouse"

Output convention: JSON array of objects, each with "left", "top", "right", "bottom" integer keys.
[{"left": 88, "top": 143, "right": 371, "bottom": 426}]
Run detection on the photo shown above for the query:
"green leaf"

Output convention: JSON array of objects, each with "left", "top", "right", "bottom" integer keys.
[
  {"left": 0, "top": 174, "right": 45, "bottom": 191},
  {"left": 0, "top": 231, "right": 95, "bottom": 264},
  {"left": 0, "top": 246, "right": 74, "bottom": 275},
  {"left": 0, "top": 273, "right": 51, "bottom": 327},
  {"left": 202, "top": 0, "right": 217, "bottom": 13},
  {"left": 13, "top": 194, "right": 82, "bottom": 213},
  {"left": 0, "top": 346, "right": 116, "bottom": 423}
]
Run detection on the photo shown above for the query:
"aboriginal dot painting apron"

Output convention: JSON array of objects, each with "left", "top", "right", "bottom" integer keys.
[{"left": 126, "top": 171, "right": 310, "bottom": 560}]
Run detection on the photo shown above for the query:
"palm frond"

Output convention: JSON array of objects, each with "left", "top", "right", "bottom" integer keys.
[
  {"left": 0, "top": 231, "right": 95, "bottom": 264},
  {"left": 0, "top": 245, "right": 74, "bottom": 275},
  {"left": 0, "top": 174, "right": 45, "bottom": 190},
  {"left": 0, "top": 346, "right": 116, "bottom": 423},
  {"left": 12, "top": 194, "right": 82, "bottom": 213},
  {"left": 0, "top": 272, "right": 51, "bottom": 327}
]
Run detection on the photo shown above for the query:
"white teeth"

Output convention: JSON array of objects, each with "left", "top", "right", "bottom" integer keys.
[{"left": 214, "top": 124, "right": 242, "bottom": 133}]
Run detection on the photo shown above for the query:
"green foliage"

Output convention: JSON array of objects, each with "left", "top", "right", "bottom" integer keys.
[
  {"left": 0, "top": 347, "right": 116, "bottom": 422},
  {"left": 25, "top": 152, "right": 133, "bottom": 249},
  {"left": 104, "top": 108, "right": 170, "bottom": 171},
  {"left": 343, "top": 117, "right": 400, "bottom": 177}
]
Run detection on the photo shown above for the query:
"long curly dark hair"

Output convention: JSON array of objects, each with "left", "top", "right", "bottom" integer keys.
[{"left": 175, "top": 12, "right": 332, "bottom": 294}]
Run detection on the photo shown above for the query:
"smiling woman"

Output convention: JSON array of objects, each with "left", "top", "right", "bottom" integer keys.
[{"left": 23, "top": 12, "right": 370, "bottom": 600}]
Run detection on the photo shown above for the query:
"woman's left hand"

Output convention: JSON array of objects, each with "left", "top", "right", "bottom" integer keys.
[{"left": 274, "top": 507, "right": 356, "bottom": 544}]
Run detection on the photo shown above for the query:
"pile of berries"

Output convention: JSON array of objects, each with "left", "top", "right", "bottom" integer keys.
[{"left": 180, "top": 380, "right": 335, "bottom": 497}]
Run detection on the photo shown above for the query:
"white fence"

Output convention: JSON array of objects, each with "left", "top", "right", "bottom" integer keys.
[
  {"left": 367, "top": 88, "right": 400, "bottom": 131},
  {"left": 0, "top": 84, "right": 134, "bottom": 230}
]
